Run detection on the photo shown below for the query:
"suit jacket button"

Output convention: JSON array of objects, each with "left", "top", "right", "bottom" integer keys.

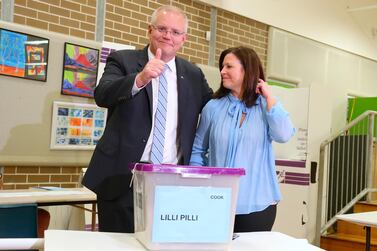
[{"left": 142, "top": 139, "right": 146, "bottom": 143}]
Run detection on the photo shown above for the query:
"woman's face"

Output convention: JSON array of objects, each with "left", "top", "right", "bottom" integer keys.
[{"left": 220, "top": 53, "right": 245, "bottom": 98}]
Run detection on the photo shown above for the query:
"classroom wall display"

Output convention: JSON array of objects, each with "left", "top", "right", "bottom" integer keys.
[
  {"left": 50, "top": 101, "right": 107, "bottom": 150},
  {"left": 61, "top": 42, "right": 99, "bottom": 98},
  {"left": 0, "top": 28, "right": 49, "bottom": 81}
]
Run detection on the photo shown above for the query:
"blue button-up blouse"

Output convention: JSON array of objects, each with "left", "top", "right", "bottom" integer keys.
[{"left": 190, "top": 94, "right": 295, "bottom": 214}]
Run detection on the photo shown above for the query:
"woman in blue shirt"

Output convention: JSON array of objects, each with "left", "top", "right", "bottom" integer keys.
[{"left": 190, "top": 46, "right": 295, "bottom": 232}]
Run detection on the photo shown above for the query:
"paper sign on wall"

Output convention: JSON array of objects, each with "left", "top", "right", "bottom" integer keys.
[
  {"left": 271, "top": 86, "right": 309, "bottom": 160},
  {"left": 152, "top": 186, "right": 232, "bottom": 243},
  {"left": 97, "top": 42, "right": 135, "bottom": 86}
]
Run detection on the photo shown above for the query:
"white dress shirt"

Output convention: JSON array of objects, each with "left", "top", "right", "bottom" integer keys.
[{"left": 132, "top": 48, "right": 179, "bottom": 164}]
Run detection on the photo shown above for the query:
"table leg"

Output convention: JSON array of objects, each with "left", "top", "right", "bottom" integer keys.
[
  {"left": 91, "top": 203, "right": 97, "bottom": 231},
  {"left": 365, "top": 226, "right": 371, "bottom": 251}
]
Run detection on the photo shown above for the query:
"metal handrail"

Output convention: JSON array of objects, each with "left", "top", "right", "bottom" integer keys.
[
  {"left": 320, "top": 188, "right": 369, "bottom": 234},
  {"left": 315, "top": 110, "right": 377, "bottom": 245},
  {"left": 320, "top": 110, "right": 377, "bottom": 148}
]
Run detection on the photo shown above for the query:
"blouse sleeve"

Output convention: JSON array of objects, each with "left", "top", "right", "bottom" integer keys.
[
  {"left": 263, "top": 98, "right": 295, "bottom": 143},
  {"left": 189, "top": 101, "right": 214, "bottom": 166}
]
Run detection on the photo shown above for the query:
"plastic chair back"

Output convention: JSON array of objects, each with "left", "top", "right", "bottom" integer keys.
[{"left": 0, "top": 203, "right": 38, "bottom": 238}]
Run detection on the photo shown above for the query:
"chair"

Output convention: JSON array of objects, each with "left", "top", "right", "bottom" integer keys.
[
  {"left": 0, "top": 203, "right": 38, "bottom": 238},
  {"left": 0, "top": 203, "right": 39, "bottom": 251},
  {"left": 37, "top": 208, "right": 50, "bottom": 238}
]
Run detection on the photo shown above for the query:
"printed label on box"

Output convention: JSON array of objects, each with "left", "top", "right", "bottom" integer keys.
[{"left": 152, "top": 185, "right": 232, "bottom": 243}]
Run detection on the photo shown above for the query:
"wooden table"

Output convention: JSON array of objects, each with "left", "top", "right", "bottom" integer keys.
[
  {"left": 336, "top": 211, "right": 377, "bottom": 251},
  {"left": 0, "top": 187, "right": 97, "bottom": 231}
]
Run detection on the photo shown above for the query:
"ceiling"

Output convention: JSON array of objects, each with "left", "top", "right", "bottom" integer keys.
[{"left": 344, "top": 0, "right": 377, "bottom": 45}]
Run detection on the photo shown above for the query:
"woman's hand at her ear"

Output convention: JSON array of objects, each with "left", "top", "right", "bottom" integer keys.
[{"left": 256, "top": 79, "right": 276, "bottom": 111}]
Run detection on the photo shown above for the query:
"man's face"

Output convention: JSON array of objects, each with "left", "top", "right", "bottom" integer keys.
[{"left": 148, "top": 10, "right": 187, "bottom": 62}]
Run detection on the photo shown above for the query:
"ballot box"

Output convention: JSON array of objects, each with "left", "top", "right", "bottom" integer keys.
[{"left": 131, "top": 163, "right": 245, "bottom": 251}]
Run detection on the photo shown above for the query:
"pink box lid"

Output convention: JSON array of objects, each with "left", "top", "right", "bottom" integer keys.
[{"left": 129, "top": 163, "right": 245, "bottom": 176}]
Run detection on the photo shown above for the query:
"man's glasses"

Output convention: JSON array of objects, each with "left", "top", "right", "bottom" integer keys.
[{"left": 151, "top": 25, "right": 185, "bottom": 37}]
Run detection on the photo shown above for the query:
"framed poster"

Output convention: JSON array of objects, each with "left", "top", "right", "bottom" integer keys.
[
  {"left": 61, "top": 42, "right": 99, "bottom": 98},
  {"left": 50, "top": 101, "right": 107, "bottom": 150},
  {"left": 0, "top": 28, "right": 49, "bottom": 81}
]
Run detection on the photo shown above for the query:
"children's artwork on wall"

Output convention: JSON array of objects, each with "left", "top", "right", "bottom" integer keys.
[
  {"left": 0, "top": 28, "right": 49, "bottom": 81},
  {"left": 61, "top": 43, "right": 99, "bottom": 98},
  {"left": 50, "top": 101, "right": 107, "bottom": 150}
]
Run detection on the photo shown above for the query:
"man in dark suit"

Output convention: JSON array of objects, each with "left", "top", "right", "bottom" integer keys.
[{"left": 82, "top": 5, "right": 213, "bottom": 233}]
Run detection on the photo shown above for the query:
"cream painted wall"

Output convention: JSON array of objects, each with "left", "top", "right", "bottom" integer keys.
[
  {"left": 267, "top": 27, "right": 377, "bottom": 133},
  {"left": 199, "top": 0, "right": 377, "bottom": 61},
  {"left": 267, "top": 26, "right": 377, "bottom": 243}
]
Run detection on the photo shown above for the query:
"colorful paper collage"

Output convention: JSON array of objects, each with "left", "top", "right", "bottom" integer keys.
[
  {"left": 50, "top": 101, "right": 107, "bottom": 150},
  {"left": 0, "top": 28, "right": 49, "bottom": 81},
  {"left": 61, "top": 43, "right": 99, "bottom": 98}
]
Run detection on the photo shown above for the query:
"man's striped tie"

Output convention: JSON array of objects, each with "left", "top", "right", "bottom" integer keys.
[{"left": 150, "top": 65, "right": 168, "bottom": 164}]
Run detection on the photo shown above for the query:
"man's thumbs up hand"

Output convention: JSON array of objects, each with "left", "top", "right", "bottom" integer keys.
[{"left": 136, "top": 48, "right": 165, "bottom": 88}]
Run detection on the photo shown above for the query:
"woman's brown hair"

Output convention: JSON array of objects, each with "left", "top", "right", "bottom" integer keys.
[{"left": 213, "top": 46, "right": 265, "bottom": 107}]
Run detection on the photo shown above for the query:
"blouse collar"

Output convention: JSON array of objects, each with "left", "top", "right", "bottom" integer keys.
[{"left": 227, "top": 94, "right": 247, "bottom": 117}]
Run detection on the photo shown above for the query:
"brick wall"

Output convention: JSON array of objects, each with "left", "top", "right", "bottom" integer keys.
[
  {"left": 13, "top": 0, "right": 96, "bottom": 40},
  {"left": 11, "top": 0, "right": 267, "bottom": 66},
  {"left": 1, "top": 166, "right": 82, "bottom": 190},
  {"left": 3, "top": 0, "right": 269, "bottom": 190},
  {"left": 216, "top": 9, "right": 268, "bottom": 68},
  {"left": 104, "top": 0, "right": 211, "bottom": 64}
]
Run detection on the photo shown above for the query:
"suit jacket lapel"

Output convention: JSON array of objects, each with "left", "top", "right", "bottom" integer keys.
[
  {"left": 137, "top": 46, "right": 153, "bottom": 118},
  {"left": 176, "top": 58, "right": 189, "bottom": 130}
]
